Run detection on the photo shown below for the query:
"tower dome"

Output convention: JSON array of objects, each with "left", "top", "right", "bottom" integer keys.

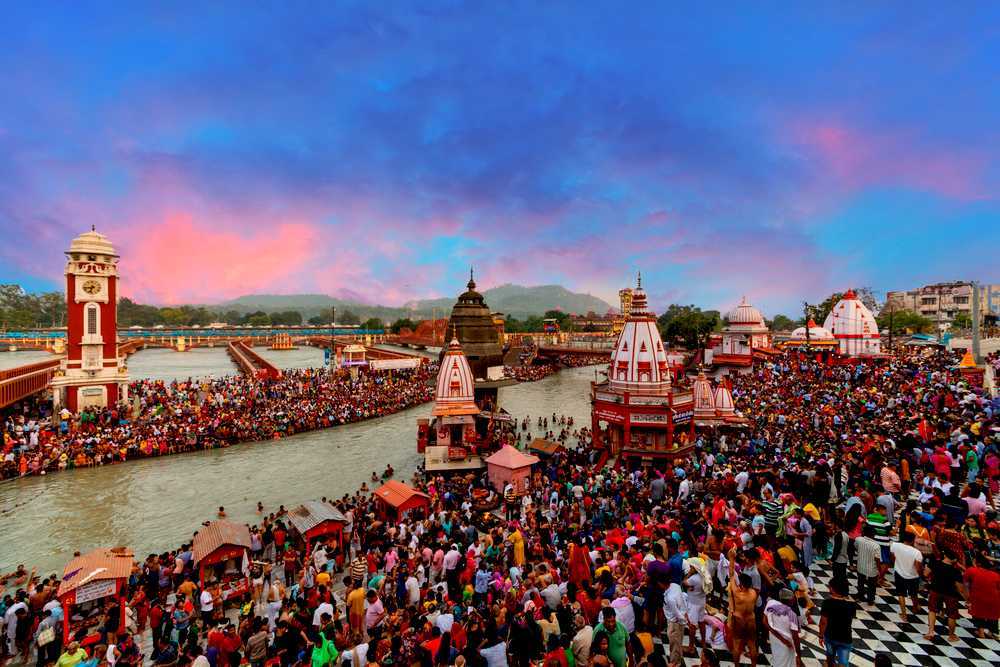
[
  {"left": 608, "top": 273, "right": 670, "bottom": 394},
  {"left": 68, "top": 228, "right": 118, "bottom": 258},
  {"left": 443, "top": 269, "right": 503, "bottom": 381},
  {"left": 432, "top": 337, "right": 479, "bottom": 416},
  {"left": 725, "top": 296, "right": 766, "bottom": 331},
  {"left": 822, "top": 289, "right": 882, "bottom": 356}
]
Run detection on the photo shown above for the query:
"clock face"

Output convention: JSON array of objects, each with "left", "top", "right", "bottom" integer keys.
[{"left": 82, "top": 279, "right": 102, "bottom": 295}]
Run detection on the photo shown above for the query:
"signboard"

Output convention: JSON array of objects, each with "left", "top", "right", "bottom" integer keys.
[
  {"left": 479, "top": 411, "right": 514, "bottom": 423},
  {"left": 594, "top": 409, "right": 624, "bottom": 423},
  {"left": 369, "top": 358, "right": 421, "bottom": 371},
  {"left": 673, "top": 409, "right": 693, "bottom": 424},
  {"left": 323, "top": 348, "right": 331, "bottom": 366},
  {"left": 75, "top": 579, "right": 116, "bottom": 604},
  {"left": 487, "top": 366, "right": 506, "bottom": 381},
  {"left": 594, "top": 391, "right": 619, "bottom": 402},
  {"left": 631, "top": 413, "right": 668, "bottom": 424},
  {"left": 630, "top": 395, "right": 669, "bottom": 406}
]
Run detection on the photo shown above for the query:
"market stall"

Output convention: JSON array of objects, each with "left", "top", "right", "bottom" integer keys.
[
  {"left": 286, "top": 500, "right": 348, "bottom": 555},
  {"left": 192, "top": 520, "right": 252, "bottom": 602},
  {"left": 57, "top": 547, "right": 134, "bottom": 643},
  {"left": 373, "top": 480, "right": 431, "bottom": 520}
]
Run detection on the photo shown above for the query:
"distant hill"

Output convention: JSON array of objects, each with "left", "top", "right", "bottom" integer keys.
[
  {"left": 404, "top": 284, "right": 614, "bottom": 319},
  {"left": 215, "top": 284, "right": 614, "bottom": 321}
]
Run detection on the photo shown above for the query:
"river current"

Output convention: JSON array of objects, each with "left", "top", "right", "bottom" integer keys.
[{"left": 1, "top": 347, "right": 596, "bottom": 575}]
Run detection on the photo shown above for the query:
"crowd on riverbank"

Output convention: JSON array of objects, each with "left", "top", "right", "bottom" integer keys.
[
  {"left": 1, "top": 365, "right": 436, "bottom": 480},
  {"left": 507, "top": 356, "right": 607, "bottom": 383},
  {"left": 3, "top": 347, "right": 1000, "bottom": 667}
]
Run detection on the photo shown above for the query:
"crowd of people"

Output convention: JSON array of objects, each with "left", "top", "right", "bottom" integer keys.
[
  {"left": 2, "top": 346, "right": 1000, "bottom": 667},
  {"left": 1, "top": 365, "right": 437, "bottom": 480}
]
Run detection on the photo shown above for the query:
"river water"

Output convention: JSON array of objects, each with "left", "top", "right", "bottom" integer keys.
[{"left": 1, "top": 348, "right": 595, "bottom": 575}]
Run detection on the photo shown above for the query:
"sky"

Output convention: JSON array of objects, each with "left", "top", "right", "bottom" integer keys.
[{"left": 1, "top": 2, "right": 998, "bottom": 317}]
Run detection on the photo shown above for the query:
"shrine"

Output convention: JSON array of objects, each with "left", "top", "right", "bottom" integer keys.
[
  {"left": 590, "top": 274, "right": 696, "bottom": 468},
  {"left": 50, "top": 229, "right": 129, "bottom": 412},
  {"left": 823, "top": 289, "right": 882, "bottom": 357},
  {"left": 779, "top": 318, "right": 840, "bottom": 363},
  {"left": 442, "top": 270, "right": 512, "bottom": 410},
  {"left": 705, "top": 297, "right": 777, "bottom": 375},
  {"left": 418, "top": 336, "right": 489, "bottom": 472}
]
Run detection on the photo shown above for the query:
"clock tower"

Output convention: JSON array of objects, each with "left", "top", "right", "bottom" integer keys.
[{"left": 51, "top": 228, "right": 129, "bottom": 412}]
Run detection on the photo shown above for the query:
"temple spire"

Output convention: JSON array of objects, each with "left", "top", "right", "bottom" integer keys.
[
  {"left": 637, "top": 271, "right": 642, "bottom": 289},
  {"left": 467, "top": 266, "right": 476, "bottom": 290}
]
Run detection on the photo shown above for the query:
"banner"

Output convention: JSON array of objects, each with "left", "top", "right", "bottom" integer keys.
[
  {"left": 369, "top": 358, "right": 421, "bottom": 371},
  {"left": 75, "top": 579, "right": 116, "bottom": 604}
]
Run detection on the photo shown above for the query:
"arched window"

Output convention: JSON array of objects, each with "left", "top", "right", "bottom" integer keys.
[{"left": 86, "top": 303, "right": 99, "bottom": 336}]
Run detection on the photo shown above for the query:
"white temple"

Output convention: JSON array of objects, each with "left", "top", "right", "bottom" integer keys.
[
  {"left": 823, "top": 289, "right": 882, "bottom": 357},
  {"left": 608, "top": 275, "right": 671, "bottom": 395}
]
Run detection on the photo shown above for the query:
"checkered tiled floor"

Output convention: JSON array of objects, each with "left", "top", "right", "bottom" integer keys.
[{"left": 676, "top": 557, "right": 1000, "bottom": 667}]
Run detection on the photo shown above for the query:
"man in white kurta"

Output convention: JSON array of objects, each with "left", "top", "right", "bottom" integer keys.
[{"left": 763, "top": 589, "right": 802, "bottom": 667}]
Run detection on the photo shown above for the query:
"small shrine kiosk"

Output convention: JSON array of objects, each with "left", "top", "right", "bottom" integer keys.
[
  {"left": 57, "top": 547, "right": 134, "bottom": 641},
  {"left": 192, "top": 520, "right": 252, "bottom": 600},
  {"left": 286, "top": 500, "right": 348, "bottom": 553},
  {"left": 374, "top": 480, "right": 431, "bottom": 520},
  {"left": 485, "top": 445, "right": 539, "bottom": 495}
]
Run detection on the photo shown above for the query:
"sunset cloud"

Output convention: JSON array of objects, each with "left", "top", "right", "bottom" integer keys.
[{"left": 0, "top": 4, "right": 997, "bottom": 314}]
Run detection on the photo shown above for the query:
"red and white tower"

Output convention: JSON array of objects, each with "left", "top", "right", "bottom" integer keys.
[{"left": 51, "top": 229, "right": 129, "bottom": 412}]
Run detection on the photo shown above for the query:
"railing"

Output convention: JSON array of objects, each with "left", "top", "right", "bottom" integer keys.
[
  {"left": 0, "top": 358, "right": 61, "bottom": 408},
  {"left": 226, "top": 340, "right": 282, "bottom": 380}
]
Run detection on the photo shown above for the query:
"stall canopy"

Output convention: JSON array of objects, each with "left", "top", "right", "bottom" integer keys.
[
  {"left": 527, "top": 438, "right": 564, "bottom": 457},
  {"left": 193, "top": 520, "right": 252, "bottom": 567},
  {"left": 374, "top": 480, "right": 431, "bottom": 515},
  {"left": 286, "top": 500, "right": 348, "bottom": 544},
  {"left": 58, "top": 547, "right": 134, "bottom": 601},
  {"left": 57, "top": 547, "right": 134, "bottom": 637}
]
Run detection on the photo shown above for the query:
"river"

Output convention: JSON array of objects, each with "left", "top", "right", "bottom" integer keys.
[{"left": 1, "top": 348, "right": 595, "bottom": 575}]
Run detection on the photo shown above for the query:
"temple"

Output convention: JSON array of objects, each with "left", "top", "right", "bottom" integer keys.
[
  {"left": 442, "top": 269, "right": 511, "bottom": 409},
  {"left": 418, "top": 336, "right": 487, "bottom": 472},
  {"left": 590, "top": 274, "right": 696, "bottom": 467},
  {"left": 823, "top": 289, "right": 882, "bottom": 357},
  {"left": 705, "top": 296, "right": 775, "bottom": 375}
]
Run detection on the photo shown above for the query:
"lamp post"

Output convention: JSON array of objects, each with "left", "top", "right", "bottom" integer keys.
[{"left": 802, "top": 301, "right": 812, "bottom": 350}]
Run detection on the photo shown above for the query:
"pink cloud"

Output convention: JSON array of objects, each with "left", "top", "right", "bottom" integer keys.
[
  {"left": 118, "top": 214, "right": 323, "bottom": 303},
  {"left": 787, "top": 119, "right": 991, "bottom": 202}
]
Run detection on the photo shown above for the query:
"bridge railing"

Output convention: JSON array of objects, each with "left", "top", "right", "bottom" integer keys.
[
  {"left": 226, "top": 340, "right": 282, "bottom": 380},
  {"left": 0, "top": 358, "right": 61, "bottom": 408}
]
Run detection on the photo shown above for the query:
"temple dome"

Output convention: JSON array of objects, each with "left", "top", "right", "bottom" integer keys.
[
  {"left": 432, "top": 338, "right": 479, "bottom": 416},
  {"left": 692, "top": 370, "right": 716, "bottom": 418},
  {"left": 714, "top": 379, "right": 736, "bottom": 416},
  {"left": 726, "top": 297, "right": 766, "bottom": 328},
  {"left": 789, "top": 319, "right": 835, "bottom": 341},
  {"left": 608, "top": 274, "right": 671, "bottom": 394},
  {"left": 68, "top": 228, "right": 117, "bottom": 257},
  {"left": 443, "top": 269, "right": 504, "bottom": 380},
  {"left": 822, "top": 289, "right": 882, "bottom": 356}
]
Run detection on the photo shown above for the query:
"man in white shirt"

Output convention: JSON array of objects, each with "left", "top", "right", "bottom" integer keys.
[
  {"left": 889, "top": 531, "right": 924, "bottom": 621},
  {"left": 405, "top": 572, "right": 421, "bottom": 606},
  {"left": 663, "top": 582, "right": 688, "bottom": 666},
  {"left": 312, "top": 601, "right": 335, "bottom": 627},
  {"left": 571, "top": 615, "right": 593, "bottom": 665},
  {"left": 199, "top": 589, "right": 214, "bottom": 626},
  {"left": 763, "top": 589, "right": 801, "bottom": 667}
]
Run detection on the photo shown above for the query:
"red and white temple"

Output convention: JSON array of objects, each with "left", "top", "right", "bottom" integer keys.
[
  {"left": 51, "top": 229, "right": 129, "bottom": 412},
  {"left": 823, "top": 289, "right": 882, "bottom": 357},
  {"left": 417, "top": 337, "right": 487, "bottom": 472},
  {"left": 590, "top": 275, "right": 696, "bottom": 466},
  {"left": 706, "top": 297, "right": 777, "bottom": 375}
]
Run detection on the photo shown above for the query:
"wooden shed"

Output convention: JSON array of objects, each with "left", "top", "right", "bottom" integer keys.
[
  {"left": 286, "top": 500, "right": 348, "bottom": 552},
  {"left": 57, "top": 547, "right": 134, "bottom": 640},
  {"left": 192, "top": 520, "right": 252, "bottom": 599},
  {"left": 373, "top": 480, "right": 431, "bottom": 520}
]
